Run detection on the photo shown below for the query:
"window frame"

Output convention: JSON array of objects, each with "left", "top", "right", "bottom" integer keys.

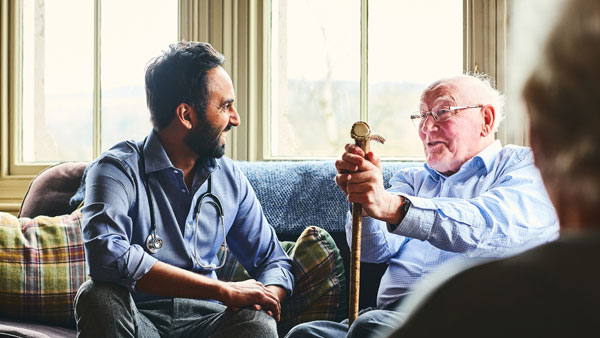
[
  {"left": 0, "top": 0, "right": 509, "bottom": 213},
  {"left": 259, "top": 0, "right": 509, "bottom": 161}
]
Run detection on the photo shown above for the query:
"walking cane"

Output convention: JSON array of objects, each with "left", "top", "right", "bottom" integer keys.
[{"left": 348, "top": 121, "right": 385, "bottom": 326}]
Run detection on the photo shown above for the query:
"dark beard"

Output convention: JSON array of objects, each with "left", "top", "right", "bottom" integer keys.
[{"left": 184, "top": 121, "right": 227, "bottom": 158}]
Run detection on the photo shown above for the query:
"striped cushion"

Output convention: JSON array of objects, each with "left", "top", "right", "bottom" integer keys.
[
  {"left": 217, "top": 226, "right": 346, "bottom": 336},
  {"left": 0, "top": 210, "right": 87, "bottom": 328}
]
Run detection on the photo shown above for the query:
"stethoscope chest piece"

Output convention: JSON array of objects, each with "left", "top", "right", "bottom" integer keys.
[{"left": 146, "top": 231, "right": 164, "bottom": 254}]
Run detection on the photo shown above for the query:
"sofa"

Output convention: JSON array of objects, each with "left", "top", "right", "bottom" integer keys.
[{"left": 0, "top": 160, "right": 421, "bottom": 337}]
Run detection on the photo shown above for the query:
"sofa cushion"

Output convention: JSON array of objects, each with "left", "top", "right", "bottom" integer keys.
[
  {"left": 217, "top": 225, "right": 346, "bottom": 336},
  {"left": 0, "top": 210, "right": 87, "bottom": 328},
  {"left": 0, "top": 318, "right": 76, "bottom": 338},
  {"left": 19, "top": 162, "right": 88, "bottom": 218},
  {"left": 236, "top": 161, "right": 415, "bottom": 235}
]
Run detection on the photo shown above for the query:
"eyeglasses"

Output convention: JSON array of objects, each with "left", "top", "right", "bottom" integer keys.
[{"left": 410, "top": 104, "right": 484, "bottom": 127}]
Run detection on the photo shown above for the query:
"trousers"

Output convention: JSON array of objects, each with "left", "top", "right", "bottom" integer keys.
[
  {"left": 74, "top": 280, "right": 277, "bottom": 338},
  {"left": 284, "top": 308, "right": 406, "bottom": 338}
]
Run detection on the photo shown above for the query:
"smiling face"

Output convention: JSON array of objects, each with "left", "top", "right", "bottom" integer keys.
[
  {"left": 418, "top": 76, "right": 495, "bottom": 175},
  {"left": 184, "top": 66, "right": 240, "bottom": 158}
]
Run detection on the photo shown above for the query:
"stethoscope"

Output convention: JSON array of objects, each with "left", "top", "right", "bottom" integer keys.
[{"left": 137, "top": 138, "right": 228, "bottom": 270}]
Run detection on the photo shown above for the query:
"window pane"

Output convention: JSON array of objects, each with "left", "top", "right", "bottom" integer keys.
[
  {"left": 368, "top": 0, "right": 463, "bottom": 158},
  {"left": 271, "top": 0, "right": 360, "bottom": 157},
  {"left": 101, "top": 0, "right": 177, "bottom": 151},
  {"left": 22, "top": 0, "right": 94, "bottom": 162}
]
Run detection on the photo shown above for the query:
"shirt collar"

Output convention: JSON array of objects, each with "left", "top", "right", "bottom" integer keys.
[
  {"left": 142, "top": 129, "right": 219, "bottom": 174},
  {"left": 474, "top": 139, "right": 502, "bottom": 174},
  {"left": 424, "top": 139, "right": 502, "bottom": 180}
]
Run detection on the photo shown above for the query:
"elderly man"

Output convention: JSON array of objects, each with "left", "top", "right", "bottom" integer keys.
[
  {"left": 74, "top": 42, "right": 292, "bottom": 338},
  {"left": 285, "top": 74, "right": 559, "bottom": 338},
  {"left": 385, "top": 0, "right": 600, "bottom": 336}
]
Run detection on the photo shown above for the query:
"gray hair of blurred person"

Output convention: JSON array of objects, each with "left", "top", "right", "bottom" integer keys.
[
  {"left": 421, "top": 73, "right": 505, "bottom": 132},
  {"left": 523, "top": 0, "right": 600, "bottom": 212}
]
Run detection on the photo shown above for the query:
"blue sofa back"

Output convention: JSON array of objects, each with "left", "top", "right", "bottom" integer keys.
[{"left": 236, "top": 161, "right": 423, "bottom": 235}]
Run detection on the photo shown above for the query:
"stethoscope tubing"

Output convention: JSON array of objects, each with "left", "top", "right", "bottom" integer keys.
[{"left": 137, "top": 137, "right": 228, "bottom": 270}]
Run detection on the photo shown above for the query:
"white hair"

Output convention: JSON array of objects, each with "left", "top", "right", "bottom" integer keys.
[{"left": 465, "top": 72, "right": 505, "bottom": 132}]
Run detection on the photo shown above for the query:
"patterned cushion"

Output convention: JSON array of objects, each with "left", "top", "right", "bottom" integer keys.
[
  {"left": 0, "top": 210, "right": 87, "bottom": 328},
  {"left": 217, "top": 226, "right": 346, "bottom": 336}
]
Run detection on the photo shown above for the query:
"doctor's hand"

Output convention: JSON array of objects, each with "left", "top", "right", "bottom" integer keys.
[
  {"left": 335, "top": 144, "right": 404, "bottom": 224},
  {"left": 228, "top": 285, "right": 287, "bottom": 320},
  {"left": 220, "top": 279, "right": 282, "bottom": 321}
]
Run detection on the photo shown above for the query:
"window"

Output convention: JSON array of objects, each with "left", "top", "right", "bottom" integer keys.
[
  {"left": 16, "top": 0, "right": 177, "bottom": 170},
  {"left": 0, "top": 0, "right": 506, "bottom": 213},
  {"left": 269, "top": 0, "right": 463, "bottom": 159}
]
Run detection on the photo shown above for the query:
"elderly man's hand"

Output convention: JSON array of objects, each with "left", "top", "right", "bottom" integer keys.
[{"left": 335, "top": 144, "right": 404, "bottom": 224}]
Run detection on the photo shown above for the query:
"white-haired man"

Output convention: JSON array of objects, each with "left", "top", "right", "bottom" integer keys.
[{"left": 285, "top": 74, "right": 559, "bottom": 338}]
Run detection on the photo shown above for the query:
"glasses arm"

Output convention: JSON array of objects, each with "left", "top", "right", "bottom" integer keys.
[{"left": 448, "top": 104, "right": 484, "bottom": 110}]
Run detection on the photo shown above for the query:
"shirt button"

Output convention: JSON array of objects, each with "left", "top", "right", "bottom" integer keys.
[
  {"left": 181, "top": 188, "right": 186, "bottom": 193},
  {"left": 173, "top": 170, "right": 179, "bottom": 174}
]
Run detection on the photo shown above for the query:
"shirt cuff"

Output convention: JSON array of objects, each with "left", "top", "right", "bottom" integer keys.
[
  {"left": 257, "top": 267, "right": 295, "bottom": 296},
  {"left": 390, "top": 196, "right": 436, "bottom": 241},
  {"left": 127, "top": 244, "right": 158, "bottom": 289}
]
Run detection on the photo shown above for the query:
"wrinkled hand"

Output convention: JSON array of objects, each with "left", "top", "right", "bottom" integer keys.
[
  {"left": 220, "top": 279, "right": 282, "bottom": 321},
  {"left": 335, "top": 144, "right": 403, "bottom": 223}
]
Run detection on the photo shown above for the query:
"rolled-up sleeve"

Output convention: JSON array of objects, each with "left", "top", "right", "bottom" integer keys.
[{"left": 82, "top": 160, "right": 157, "bottom": 290}]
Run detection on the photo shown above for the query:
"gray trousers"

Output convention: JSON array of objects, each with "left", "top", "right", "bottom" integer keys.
[
  {"left": 74, "top": 280, "right": 277, "bottom": 338},
  {"left": 284, "top": 308, "right": 406, "bottom": 338}
]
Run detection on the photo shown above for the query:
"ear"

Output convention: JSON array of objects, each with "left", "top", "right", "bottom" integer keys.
[
  {"left": 480, "top": 105, "right": 496, "bottom": 137},
  {"left": 175, "top": 103, "right": 194, "bottom": 130}
]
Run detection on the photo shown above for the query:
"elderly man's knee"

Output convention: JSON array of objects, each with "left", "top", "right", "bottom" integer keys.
[
  {"left": 285, "top": 320, "right": 348, "bottom": 338},
  {"left": 285, "top": 322, "right": 314, "bottom": 338},
  {"left": 348, "top": 310, "right": 405, "bottom": 338}
]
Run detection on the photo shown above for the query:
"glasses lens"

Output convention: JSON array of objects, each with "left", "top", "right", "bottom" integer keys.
[{"left": 432, "top": 107, "right": 451, "bottom": 122}]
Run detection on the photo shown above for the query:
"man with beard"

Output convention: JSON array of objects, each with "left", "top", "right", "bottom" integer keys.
[{"left": 74, "top": 42, "right": 293, "bottom": 338}]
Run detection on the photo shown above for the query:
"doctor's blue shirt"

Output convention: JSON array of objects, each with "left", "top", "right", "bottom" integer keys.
[
  {"left": 82, "top": 130, "right": 294, "bottom": 302},
  {"left": 346, "top": 140, "right": 559, "bottom": 309}
]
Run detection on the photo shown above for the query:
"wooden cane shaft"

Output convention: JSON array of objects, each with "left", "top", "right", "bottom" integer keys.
[
  {"left": 349, "top": 203, "right": 362, "bottom": 325},
  {"left": 349, "top": 138, "right": 369, "bottom": 326}
]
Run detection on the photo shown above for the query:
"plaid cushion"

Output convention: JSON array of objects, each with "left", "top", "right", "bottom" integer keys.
[
  {"left": 0, "top": 210, "right": 87, "bottom": 328},
  {"left": 217, "top": 226, "right": 347, "bottom": 336}
]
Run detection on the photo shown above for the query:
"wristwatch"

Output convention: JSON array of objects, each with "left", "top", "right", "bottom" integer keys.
[{"left": 387, "top": 197, "right": 411, "bottom": 232}]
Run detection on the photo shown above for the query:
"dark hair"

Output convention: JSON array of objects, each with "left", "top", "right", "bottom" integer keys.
[{"left": 145, "top": 41, "right": 225, "bottom": 130}]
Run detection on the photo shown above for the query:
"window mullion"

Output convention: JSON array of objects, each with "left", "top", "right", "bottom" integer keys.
[
  {"left": 360, "top": 0, "right": 368, "bottom": 122},
  {"left": 93, "top": 0, "right": 101, "bottom": 158}
]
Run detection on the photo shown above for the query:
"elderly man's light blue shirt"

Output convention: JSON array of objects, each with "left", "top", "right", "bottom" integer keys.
[
  {"left": 345, "top": 140, "right": 559, "bottom": 309},
  {"left": 82, "top": 130, "right": 294, "bottom": 302}
]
